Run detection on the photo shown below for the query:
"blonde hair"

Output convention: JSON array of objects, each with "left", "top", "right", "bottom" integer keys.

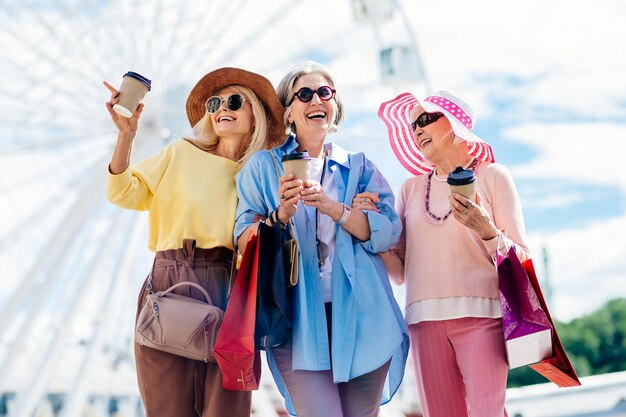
[
  {"left": 276, "top": 61, "right": 345, "bottom": 135},
  {"left": 188, "top": 85, "right": 268, "bottom": 167}
]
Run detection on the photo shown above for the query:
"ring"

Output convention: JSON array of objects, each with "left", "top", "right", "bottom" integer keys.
[
  {"left": 361, "top": 196, "right": 366, "bottom": 204},
  {"left": 316, "top": 194, "right": 320, "bottom": 201},
  {"left": 280, "top": 194, "right": 285, "bottom": 200},
  {"left": 465, "top": 201, "right": 472, "bottom": 209},
  {"left": 463, "top": 207, "right": 468, "bottom": 214}
]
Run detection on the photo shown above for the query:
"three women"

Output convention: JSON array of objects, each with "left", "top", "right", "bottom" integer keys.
[{"left": 107, "top": 62, "right": 525, "bottom": 417}]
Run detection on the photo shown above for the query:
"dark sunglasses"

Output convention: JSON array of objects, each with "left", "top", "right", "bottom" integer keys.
[
  {"left": 293, "top": 86, "right": 336, "bottom": 103},
  {"left": 411, "top": 112, "right": 444, "bottom": 131},
  {"left": 205, "top": 94, "right": 246, "bottom": 114}
]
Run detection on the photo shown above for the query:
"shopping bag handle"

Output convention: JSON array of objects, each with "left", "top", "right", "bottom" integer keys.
[
  {"left": 269, "top": 152, "right": 296, "bottom": 237},
  {"left": 494, "top": 231, "right": 507, "bottom": 266}
]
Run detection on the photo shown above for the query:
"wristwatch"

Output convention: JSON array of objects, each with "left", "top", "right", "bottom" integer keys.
[{"left": 336, "top": 204, "right": 352, "bottom": 226}]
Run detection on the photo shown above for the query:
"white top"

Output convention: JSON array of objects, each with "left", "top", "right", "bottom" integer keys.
[
  {"left": 405, "top": 297, "right": 502, "bottom": 324},
  {"left": 309, "top": 156, "right": 337, "bottom": 303}
]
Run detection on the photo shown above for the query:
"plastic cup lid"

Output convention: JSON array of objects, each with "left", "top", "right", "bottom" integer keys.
[
  {"left": 447, "top": 166, "right": 476, "bottom": 185},
  {"left": 282, "top": 151, "right": 311, "bottom": 162},
  {"left": 123, "top": 71, "right": 152, "bottom": 90}
]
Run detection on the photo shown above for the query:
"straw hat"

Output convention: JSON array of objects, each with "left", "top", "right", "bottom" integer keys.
[
  {"left": 186, "top": 67, "right": 284, "bottom": 148},
  {"left": 378, "top": 90, "right": 495, "bottom": 176}
]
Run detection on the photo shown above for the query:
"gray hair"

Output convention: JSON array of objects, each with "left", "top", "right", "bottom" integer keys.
[{"left": 276, "top": 61, "right": 345, "bottom": 135}]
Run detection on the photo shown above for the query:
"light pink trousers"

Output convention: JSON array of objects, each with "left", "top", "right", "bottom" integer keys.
[{"left": 409, "top": 317, "right": 509, "bottom": 417}]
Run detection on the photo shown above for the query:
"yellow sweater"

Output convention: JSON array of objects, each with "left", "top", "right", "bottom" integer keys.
[{"left": 107, "top": 139, "right": 238, "bottom": 252}]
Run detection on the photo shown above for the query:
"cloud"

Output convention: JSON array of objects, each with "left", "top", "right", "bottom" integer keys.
[
  {"left": 527, "top": 214, "right": 626, "bottom": 321},
  {"left": 523, "top": 192, "right": 585, "bottom": 209},
  {"left": 402, "top": 0, "right": 626, "bottom": 115},
  {"left": 496, "top": 109, "right": 626, "bottom": 323},
  {"left": 503, "top": 122, "right": 626, "bottom": 190}
]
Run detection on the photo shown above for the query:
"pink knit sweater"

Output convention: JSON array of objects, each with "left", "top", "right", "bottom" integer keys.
[{"left": 383, "top": 162, "right": 530, "bottom": 307}]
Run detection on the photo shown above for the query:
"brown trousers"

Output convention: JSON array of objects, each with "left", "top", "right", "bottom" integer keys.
[{"left": 135, "top": 240, "right": 251, "bottom": 417}]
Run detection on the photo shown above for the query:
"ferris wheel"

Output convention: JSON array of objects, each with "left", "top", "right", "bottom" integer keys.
[{"left": 0, "top": 1, "right": 427, "bottom": 416}]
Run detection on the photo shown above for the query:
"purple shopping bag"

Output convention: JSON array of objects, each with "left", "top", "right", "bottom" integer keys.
[{"left": 498, "top": 247, "right": 553, "bottom": 369}]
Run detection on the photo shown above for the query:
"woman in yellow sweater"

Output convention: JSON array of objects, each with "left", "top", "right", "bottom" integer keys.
[{"left": 105, "top": 68, "right": 283, "bottom": 417}]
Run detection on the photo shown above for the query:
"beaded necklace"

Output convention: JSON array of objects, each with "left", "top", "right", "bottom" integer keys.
[{"left": 422, "top": 158, "right": 478, "bottom": 225}]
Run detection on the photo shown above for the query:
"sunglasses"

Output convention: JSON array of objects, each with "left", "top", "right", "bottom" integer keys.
[
  {"left": 205, "top": 94, "right": 246, "bottom": 114},
  {"left": 411, "top": 112, "right": 444, "bottom": 131},
  {"left": 293, "top": 86, "right": 336, "bottom": 103}
]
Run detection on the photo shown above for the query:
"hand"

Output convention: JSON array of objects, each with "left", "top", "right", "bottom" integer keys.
[
  {"left": 449, "top": 191, "right": 499, "bottom": 240},
  {"left": 352, "top": 191, "right": 380, "bottom": 212},
  {"left": 300, "top": 179, "right": 339, "bottom": 217},
  {"left": 103, "top": 80, "right": 143, "bottom": 137},
  {"left": 277, "top": 173, "right": 303, "bottom": 223}
]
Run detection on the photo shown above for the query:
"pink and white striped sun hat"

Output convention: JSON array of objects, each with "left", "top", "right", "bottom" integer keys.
[{"left": 378, "top": 90, "right": 495, "bottom": 176}]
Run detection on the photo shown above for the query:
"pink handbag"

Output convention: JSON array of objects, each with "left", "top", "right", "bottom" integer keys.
[{"left": 135, "top": 281, "right": 224, "bottom": 362}]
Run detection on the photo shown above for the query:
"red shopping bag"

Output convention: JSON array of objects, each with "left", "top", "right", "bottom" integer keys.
[
  {"left": 213, "top": 232, "right": 261, "bottom": 391},
  {"left": 523, "top": 259, "right": 581, "bottom": 387}
]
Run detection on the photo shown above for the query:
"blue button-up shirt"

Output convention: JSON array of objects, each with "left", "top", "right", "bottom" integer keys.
[{"left": 234, "top": 135, "right": 408, "bottom": 413}]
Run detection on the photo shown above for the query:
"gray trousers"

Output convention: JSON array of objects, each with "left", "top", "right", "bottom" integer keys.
[{"left": 272, "top": 303, "right": 391, "bottom": 417}]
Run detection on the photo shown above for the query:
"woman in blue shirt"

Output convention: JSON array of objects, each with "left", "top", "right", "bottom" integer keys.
[{"left": 234, "top": 61, "right": 408, "bottom": 417}]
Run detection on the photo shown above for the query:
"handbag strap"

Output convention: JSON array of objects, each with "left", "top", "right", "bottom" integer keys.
[
  {"left": 156, "top": 281, "right": 213, "bottom": 305},
  {"left": 269, "top": 151, "right": 280, "bottom": 177},
  {"left": 146, "top": 257, "right": 157, "bottom": 292},
  {"left": 147, "top": 249, "right": 231, "bottom": 305},
  {"left": 269, "top": 152, "right": 296, "bottom": 237}
]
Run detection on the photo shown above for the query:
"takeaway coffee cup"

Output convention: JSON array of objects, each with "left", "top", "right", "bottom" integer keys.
[
  {"left": 447, "top": 166, "right": 477, "bottom": 202},
  {"left": 112, "top": 71, "right": 152, "bottom": 118},
  {"left": 281, "top": 151, "right": 311, "bottom": 181}
]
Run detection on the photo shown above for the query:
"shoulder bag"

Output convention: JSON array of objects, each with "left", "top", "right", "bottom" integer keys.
[{"left": 135, "top": 275, "right": 224, "bottom": 362}]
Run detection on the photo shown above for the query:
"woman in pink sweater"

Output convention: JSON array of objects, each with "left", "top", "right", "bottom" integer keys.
[{"left": 356, "top": 90, "right": 530, "bottom": 417}]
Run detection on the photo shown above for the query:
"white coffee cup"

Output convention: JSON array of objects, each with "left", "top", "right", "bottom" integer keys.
[
  {"left": 281, "top": 151, "right": 312, "bottom": 181},
  {"left": 112, "top": 71, "right": 152, "bottom": 118}
]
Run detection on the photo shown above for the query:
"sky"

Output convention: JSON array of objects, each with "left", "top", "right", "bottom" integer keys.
[{"left": 1, "top": 0, "right": 625, "bottom": 328}]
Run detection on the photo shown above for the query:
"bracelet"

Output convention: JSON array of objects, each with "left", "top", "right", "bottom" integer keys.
[
  {"left": 269, "top": 206, "right": 286, "bottom": 228},
  {"left": 336, "top": 204, "right": 352, "bottom": 226}
]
